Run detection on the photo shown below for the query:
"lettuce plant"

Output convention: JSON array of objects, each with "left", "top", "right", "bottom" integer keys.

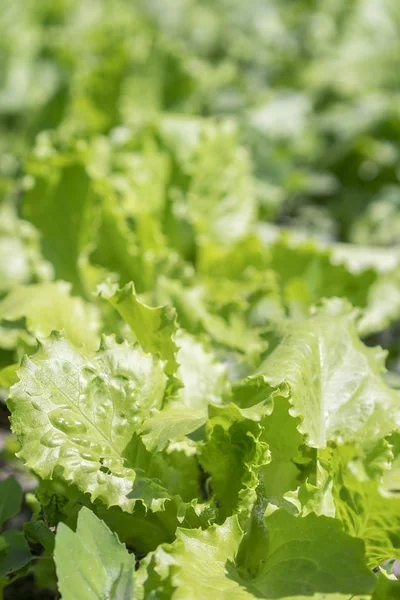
[
  {"left": 1, "top": 1, "right": 400, "bottom": 599},
  {"left": 1, "top": 147, "right": 400, "bottom": 596}
]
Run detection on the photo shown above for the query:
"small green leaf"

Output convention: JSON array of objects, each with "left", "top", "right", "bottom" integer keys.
[
  {"left": 200, "top": 404, "right": 270, "bottom": 520},
  {"left": 0, "top": 363, "right": 19, "bottom": 388},
  {"left": 142, "top": 331, "right": 229, "bottom": 451},
  {"left": 54, "top": 507, "right": 135, "bottom": 600},
  {"left": 0, "top": 477, "right": 23, "bottom": 527},
  {"left": 23, "top": 521, "right": 55, "bottom": 554},
  {"left": 0, "top": 530, "right": 31, "bottom": 579},
  {"left": 0, "top": 281, "right": 101, "bottom": 352},
  {"left": 99, "top": 281, "right": 179, "bottom": 375}
]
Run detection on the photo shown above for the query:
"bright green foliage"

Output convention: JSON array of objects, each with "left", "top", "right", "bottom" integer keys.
[
  {"left": 326, "top": 445, "right": 400, "bottom": 568},
  {"left": 1, "top": 0, "right": 400, "bottom": 598},
  {"left": 8, "top": 333, "right": 169, "bottom": 511},
  {"left": 142, "top": 510, "right": 375, "bottom": 599},
  {"left": 142, "top": 331, "right": 230, "bottom": 452},
  {"left": 0, "top": 281, "right": 101, "bottom": 351},
  {"left": 252, "top": 300, "right": 400, "bottom": 448},
  {"left": 99, "top": 281, "right": 179, "bottom": 376},
  {"left": 200, "top": 404, "right": 270, "bottom": 521},
  {"left": 21, "top": 154, "right": 94, "bottom": 295},
  {"left": 187, "top": 124, "right": 257, "bottom": 245},
  {"left": 257, "top": 398, "right": 304, "bottom": 497}
]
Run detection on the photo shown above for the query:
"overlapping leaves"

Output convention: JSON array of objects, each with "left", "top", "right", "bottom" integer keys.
[{"left": 2, "top": 0, "right": 400, "bottom": 595}]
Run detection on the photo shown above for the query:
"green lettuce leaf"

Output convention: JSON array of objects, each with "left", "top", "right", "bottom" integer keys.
[
  {"left": 257, "top": 397, "right": 305, "bottom": 498},
  {"left": 7, "top": 332, "right": 169, "bottom": 511},
  {"left": 251, "top": 300, "right": 400, "bottom": 448},
  {"left": 187, "top": 123, "right": 258, "bottom": 246},
  {"left": 22, "top": 146, "right": 95, "bottom": 295},
  {"left": 156, "top": 277, "right": 268, "bottom": 357},
  {"left": 0, "top": 281, "right": 101, "bottom": 352},
  {"left": 99, "top": 281, "right": 179, "bottom": 376},
  {"left": 199, "top": 404, "right": 270, "bottom": 521},
  {"left": 327, "top": 445, "right": 400, "bottom": 568},
  {"left": 144, "top": 509, "right": 375, "bottom": 599},
  {"left": 54, "top": 507, "right": 135, "bottom": 600},
  {"left": 0, "top": 199, "right": 50, "bottom": 297},
  {"left": 86, "top": 193, "right": 156, "bottom": 294},
  {"left": 141, "top": 331, "right": 230, "bottom": 452}
]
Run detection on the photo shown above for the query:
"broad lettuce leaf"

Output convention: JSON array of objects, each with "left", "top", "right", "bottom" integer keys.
[
  {"left": 251, "top": 300, "right": 400, "bottom": 448},
  {"left": 142, "top": 509, "right": 375, "bottom": 599},
  {"left": 7, "top": 332, "right": 169, "bottom": 511}
]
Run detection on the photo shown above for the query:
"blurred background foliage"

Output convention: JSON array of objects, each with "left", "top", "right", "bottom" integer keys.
[{"left": 1, "top": 0, "right": 400, "bottom": 245}]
